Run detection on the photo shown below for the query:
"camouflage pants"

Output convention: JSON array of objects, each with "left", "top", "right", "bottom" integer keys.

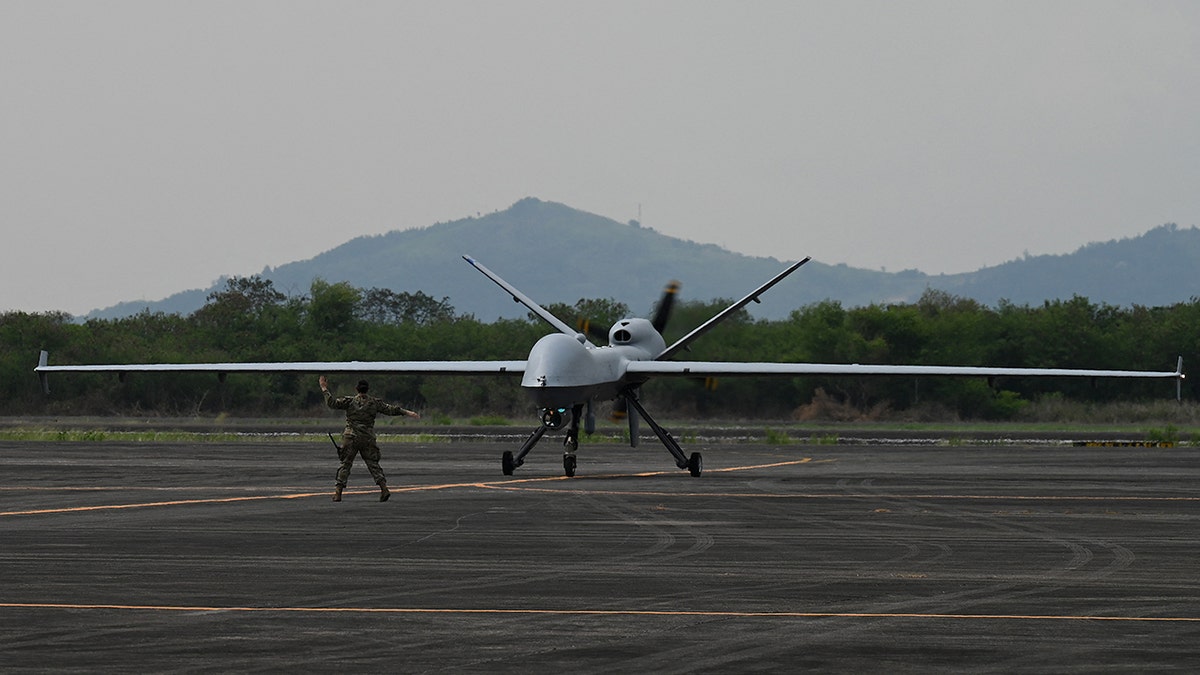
[{"left": 336, "top": 434, "right": 387, "bottom": 488}]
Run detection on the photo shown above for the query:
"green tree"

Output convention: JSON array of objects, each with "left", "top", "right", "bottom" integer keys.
[
  {"left": 305, "top": 279, "right": 361, "bottom": 337},
  {"left": 359, "top": 288, "right": 456, "bottom": 325},
  {"left": 190, "top": 275, "right": 288, "bottom": 358},
  {"left": 0, "top": 311, "right": 76, "bottom": 410}
]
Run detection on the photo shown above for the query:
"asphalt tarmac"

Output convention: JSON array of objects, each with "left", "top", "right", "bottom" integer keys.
[{"left": 2, "top": 437, "right": 1199, "bottom": 672}]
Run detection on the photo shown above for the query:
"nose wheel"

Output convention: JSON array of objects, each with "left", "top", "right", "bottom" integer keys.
[{"left": 563, "top": 430, "right": 578, "bottom": 477}]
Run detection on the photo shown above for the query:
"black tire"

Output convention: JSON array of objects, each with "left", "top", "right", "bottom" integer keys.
[
  {"left": 502, "top": 450, "right": 515, "bottom": 476},
  {"left": 564, "top": 454, "right": 577, "bottom": 478},
  {"left": 688, "top": 452, "right": 703, "bottom": 477}
]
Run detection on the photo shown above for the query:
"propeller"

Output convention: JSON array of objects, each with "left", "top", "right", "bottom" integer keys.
[
  {"left": 575, "top": 281, "right": 681, "bottom": 434},
  {"left": 576, "top": 317, "right": 610, "bottom": 343},
  {"left": 575, "top": 280, "right": 680, "bottom": 346},
  {"left": 651, "top": 280, "right": 680, "bottom": 333}
]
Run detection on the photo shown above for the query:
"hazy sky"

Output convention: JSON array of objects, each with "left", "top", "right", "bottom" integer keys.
[{"left": 3, "top": 1, "right": 1198, "bottom": 315}]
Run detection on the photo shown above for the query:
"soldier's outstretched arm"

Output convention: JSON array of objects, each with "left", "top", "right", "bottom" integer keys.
[
  {"left": 319, "top": 376, "right": 348, "bottom": 409},
  {"left": 383, "top": 402, "right": 419, "bottom": 418}
]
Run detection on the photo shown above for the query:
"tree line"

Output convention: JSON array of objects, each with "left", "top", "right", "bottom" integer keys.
[{"left": 0, "top": 276, "right": 1193, "bottom": 420}]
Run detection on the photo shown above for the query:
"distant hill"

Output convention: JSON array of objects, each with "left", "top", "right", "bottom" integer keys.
[
  {"left": 932, "top": 223, "right": 1200, "bottom": 307},
  {"left": 89, "top": 198, "right": 1200, "bottom": 321}
]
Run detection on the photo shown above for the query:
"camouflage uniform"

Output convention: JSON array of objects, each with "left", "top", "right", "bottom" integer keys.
[{"left": 324, "top": 390, "right": 410, "bottom": 489}]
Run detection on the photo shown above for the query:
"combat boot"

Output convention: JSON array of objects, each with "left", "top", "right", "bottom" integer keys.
[
  {"left": 379, "top": 482, "right": 390, "bottom": 502},
  {"left": 332, "top": 486, "right": 343, "bottom": 502}
]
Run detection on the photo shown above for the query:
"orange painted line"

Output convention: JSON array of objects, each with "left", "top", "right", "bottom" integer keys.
[
  {"left": 6, "top": 483, "right": 1197, "bottom": 518},
  {"left": 481, "top": 485, "right": 1200, "bottom": 502},
  {"left": 0, "top": 483, "right": 494, "bottom": 517},
  {"left": 1, "top": 602, "right": 1196, "bottom": 623},
  {"left": 0, "top": 492, "right": 328, "bottom": 517},
  {"left": 716, "top": 458, "right": 814, "bottom": 471},
  {"left": 9, "top": 456, "right": 1191, "bottom": 517},
  {"left": 482, "top": 459, "right": 816, "bottom": 486},
  {"left": 0, "top": 460, "right": 809, "bottom": 517},
  {"left": 0, "top": 476, "right": 573, "bottom": 517},
  {"left": 868, "top": 494, "right": 1200, "bottom": 502}
]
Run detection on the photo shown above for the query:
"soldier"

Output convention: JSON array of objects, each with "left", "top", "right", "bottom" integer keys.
[{"left": 320, "top": 375, "right": 420, "bottom": 502}]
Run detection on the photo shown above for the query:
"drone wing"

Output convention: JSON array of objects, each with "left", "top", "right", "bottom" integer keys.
[
  {"left": 628, "top": 359, "right": 1185, "bottom": 381},
  {"left": 35, "top": 351, "right": 523, "bottom": 393},
  {"left": 463, "top": 254, "right": 584, "bottom": 341},
  {"left": 657, "top": 258, "right": 810, "bottom": 360}
]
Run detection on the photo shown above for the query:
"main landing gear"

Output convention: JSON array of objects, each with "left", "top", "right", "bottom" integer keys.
[
  {"left": 500, "top": 395, "right": 702, "bottom": 478},
  {"left": 622, "top": 390, "right": 702, "bottom": 477}
]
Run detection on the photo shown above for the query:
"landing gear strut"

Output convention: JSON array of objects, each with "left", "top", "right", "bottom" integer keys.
[
  {"left": 502, "top": 425, "right": 545, "bottom": 476},
  {"left": 502, "top": 404, "right": 583, "bottom": 477},
  {"left": 501, "top": 396, "right": 702, "bottom": 478},
  {"left": 562, "top": 407, "right": 580, "bottom": 477},
  {"left": 623, "top": 389, "right": 702, "bottom": 477}
]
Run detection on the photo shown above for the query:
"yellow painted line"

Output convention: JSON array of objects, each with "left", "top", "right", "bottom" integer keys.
[
  {"left": 867, "top": 494, "right": 1200, "bottom": 502},
  {"left": 0, "top": 475, "right": 576, "bottom": 517},
  {"left": 717, "top": 458, "right": 814, "bottom": 471},
  {"left": 0, "top": 460, "right": 810, "bottom": 517},
  {"left": 482, "top": 485, "right": 1200, "bottom": 502},
  {"left": 482, "top": 459, "right": 816, "bottom": 488},
  {"left": 0, "top": 484, "right": 497, "bottom": 517},
  {"left": 0, "top": 492, "right": 328, "bottom": 517},
  {"left": 7, "top": 456, "right": 1195, "bottom": 517},
  {"left": 6, "top": 485, "right": 1197, "bottom": 518},
  {"left": 0, "top": 602, "right": 1197, "bottom": 623}
]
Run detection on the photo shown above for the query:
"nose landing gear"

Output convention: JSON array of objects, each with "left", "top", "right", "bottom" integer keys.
[{"left": 503, "top": 405, "right": 583, "bottom": 477}]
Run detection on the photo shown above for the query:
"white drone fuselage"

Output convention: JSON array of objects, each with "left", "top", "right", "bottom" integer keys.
[{"left": 521, "top": 318, "right": 664, "bottom": 409}]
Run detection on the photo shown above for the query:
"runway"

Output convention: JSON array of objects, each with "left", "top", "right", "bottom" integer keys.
[{"left": 2, "top": 437, "right": 1199, "bottom": 672}]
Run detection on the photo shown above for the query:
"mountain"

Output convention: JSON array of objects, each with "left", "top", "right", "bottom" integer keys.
[
  {"left": 89, "top": 198, "right": 1200, "bottom": 321},
  {"left": 932, "top": 223, "right": 1200, "bottom": 308}
]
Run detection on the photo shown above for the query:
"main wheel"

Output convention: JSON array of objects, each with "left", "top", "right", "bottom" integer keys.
[
  {"left": 502, "top": 450, "right": 516, "bottom": 476},
  {"left": 563, "top": 454, "right": 577, "bottom": 477},
  {"left": 687, "top": 452, "right": 703, "bottom": 477}
]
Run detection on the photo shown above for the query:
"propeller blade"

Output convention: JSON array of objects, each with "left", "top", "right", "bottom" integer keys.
[
  {"left": 651, "top": 281, "right": 680, "bottom": 333},
  {"left": 576, "top": 317, "right": 610, "bottom": 342},
  {"left": 578, "top": 279, "right": 679, "bottom": 345},
  {"left": 610, "top": 395, "right": 628, "bottom": 422}
]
